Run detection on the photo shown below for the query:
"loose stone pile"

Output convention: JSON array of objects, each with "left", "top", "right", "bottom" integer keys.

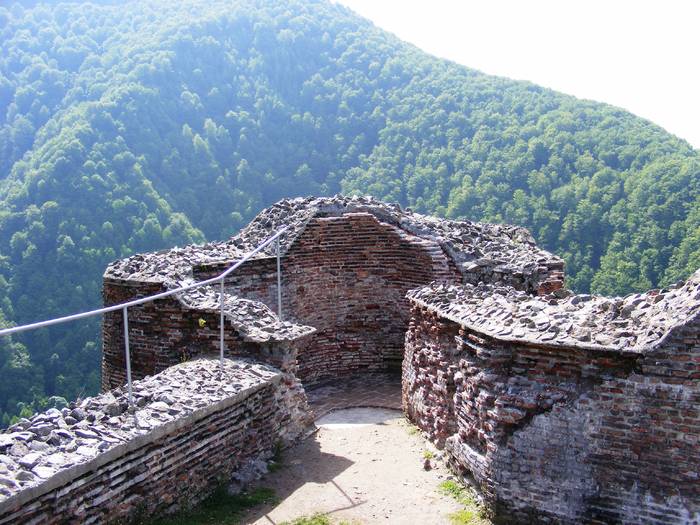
[
  {"left": 235, "top": 195, "right": 563, "bottom": 288},
  {"left": 0, "top": 358, "right": 279, "bottom": 503},
  {"left": 105, "top": 241, "right": 244, "bottom": 286},
  {"left": 105, "top": 195, "right": 564, "bottom": 294},
  {"left": 180, "top": 285, "right": 315, "bottom": 342},
  {"left": 408, "top": 268, "right": 700, "bottom": 352}
]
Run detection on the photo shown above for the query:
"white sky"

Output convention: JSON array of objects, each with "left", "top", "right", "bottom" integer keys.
[{"left": 336, "top": 0, "right": 700, "bottom": 149}]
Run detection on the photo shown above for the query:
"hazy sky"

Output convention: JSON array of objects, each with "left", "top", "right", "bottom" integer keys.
[{"left": 336, "top": 0, "right": 700, "bottom": 149}]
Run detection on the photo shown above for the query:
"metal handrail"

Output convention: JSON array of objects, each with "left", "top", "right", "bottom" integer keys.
[{"left": 0, "top": 226, "right": 288, "bottom": 408}]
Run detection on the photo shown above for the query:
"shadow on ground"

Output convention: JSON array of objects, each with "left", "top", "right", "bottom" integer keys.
[
  {"left": 305, "top": 372, "right": 402, "bottom": 420},
  {"left": 241, "top": 408, "right": 405, "bottom": 524},
  {"left": 240, "top": 437, "right": 358, "bottom": 524}
]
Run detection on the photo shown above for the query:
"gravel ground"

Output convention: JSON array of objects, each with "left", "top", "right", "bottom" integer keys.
[{"left": 240, "top": 408, "right": 463, "bottom": 524}]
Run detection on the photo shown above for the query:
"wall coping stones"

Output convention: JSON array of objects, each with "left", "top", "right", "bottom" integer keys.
[
  {"left": 180, "top": 284, "right": 316, "bottom": 342},
  {"left": 105, "top": 195, "right": 563, "bottom": 288},
  {"left": 407, "top": 268, "right": 700, "bottom": 353},
  {"left": 104, "top": 271, "right": 314, "bottom": 343},
  {"left": 102, "top": 195, "right": 563, "bottom": 344},
  {"left": 234, "top": 195, "right": 563, "bottom": 279},
  {"left": 0, "top": 358, "right": 280, "bottom": 512}
]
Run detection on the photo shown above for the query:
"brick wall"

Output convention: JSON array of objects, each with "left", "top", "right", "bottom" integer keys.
[
  {"left": 0, "top": 359, "right": 312, "bottom": 524},
  {"left": 402, "top": 305, "right": 460, "bottom": 447},
  {"left": 101, "top": 278, "right": 308, "bottom": 391},
  {"left": 404, "top": 303, "right": 700, "bottom": 524},
  {"left": 214, "top": 213, "right": 461, "bottom": 385}
]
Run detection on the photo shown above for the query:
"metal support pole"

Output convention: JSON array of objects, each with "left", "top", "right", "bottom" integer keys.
[
  {"left": 220, "top": 277, "right": 225, "bottom": 369},
  {"left": 276, "top": 237, "right": 282, "bottom": 321},
  {"left": 122, "top": 307, "right": 133, "bottom": 408}
]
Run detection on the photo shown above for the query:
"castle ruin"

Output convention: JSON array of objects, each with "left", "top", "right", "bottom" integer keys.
[{"left": 0, "top": 196, "right": 698, "bottom": 524}]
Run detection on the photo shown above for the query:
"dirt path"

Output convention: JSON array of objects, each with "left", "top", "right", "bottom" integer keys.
[{"left": 240, "top": 408, "right": 464, "bottom": 525}]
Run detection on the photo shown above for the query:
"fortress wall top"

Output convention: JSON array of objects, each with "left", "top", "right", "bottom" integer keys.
[
  {"left": 102, "top": 196, "right": 564, "bottom": 386},
  {"left": 105, "top": 195, "right": 564, "bottom": 294},
  {"left": 408, "top": 270, "right": 700, "bottom": 354},
  {"left": 0, "top": 358, "right": 311, "bottom": 524},
  {"left": 403, "top": 271, "right": 700, "bottom": 523}
]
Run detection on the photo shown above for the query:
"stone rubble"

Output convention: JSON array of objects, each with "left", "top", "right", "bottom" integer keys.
[
  {"left": 102, "top": 196, "right": 564, "bottom": 362},
  {"left": 179, "top": 284, "right": 315, "bottom": 342},
  {"left": 105, "top": 195, "right": 563, "bottom": 292},
  {"left": 407, "top": 268, "right": 700, "bottom": 352},
  {"left": 0, "top": 358, "right": 279, "bottom": 503},
  {"left": 105, "top": 240, "right": 243, "bottom": 287}
]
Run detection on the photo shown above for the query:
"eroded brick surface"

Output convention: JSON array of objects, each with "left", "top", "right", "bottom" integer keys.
[
  {"left": 0, "top": 359, "right": 312, "bottom": 524},
  {"left": 6, "top": 196, "right": 695, "bottom": 524},
  {"left": 404, "top": 274, "right": 700, "bottom": 524}
]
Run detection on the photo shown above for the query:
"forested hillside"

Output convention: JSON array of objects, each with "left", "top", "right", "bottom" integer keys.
[{"left": 0, "top": 0, "right": 698, "bottom": 425}]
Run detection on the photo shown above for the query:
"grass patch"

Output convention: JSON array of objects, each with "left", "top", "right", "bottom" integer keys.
[
  {"left": 280, "top": 514, "right": 360, "bottom": 525},
  {"left": 422, "top": 450, "right": 435, "bottom": 460},
  {"left": 448, "top": 508, "right": 482, "bottom": 525},
  {"left": 405, "top": 423, "right": 421, "bottom": 436},
  {"left": 438, "top": 480, "right": 473, "bottom": 505},
  {"left": 281, "top": 514, "right": 332, "bottom": 525},
  {"left": 150, "top": 486, "right": 277, "bottom": 525},
  {"left": 438, "top": 480, "right": 490, "bottom": 525}
]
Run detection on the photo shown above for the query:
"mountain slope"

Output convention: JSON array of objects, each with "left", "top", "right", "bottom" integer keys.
[{"left": 0, "top": 0, "right": 698, "bottom": 423}]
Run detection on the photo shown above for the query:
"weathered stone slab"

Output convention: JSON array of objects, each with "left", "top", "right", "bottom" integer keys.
[
  {"left": 0, "top": 358, "right": 312, "bottom": 524},
  {"left": 404, "top": 270, "right": 700, "bottom": 524}
]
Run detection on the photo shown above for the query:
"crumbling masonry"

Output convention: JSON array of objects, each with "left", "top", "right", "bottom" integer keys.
[{"left": 0, "top": 195, "right": 698, "bottom": 524}]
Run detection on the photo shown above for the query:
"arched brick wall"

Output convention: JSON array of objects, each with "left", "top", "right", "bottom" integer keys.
[
  {"left": 223, "top": 212, "right": 461, "bottom": 385},
  {"left": 286, "top": 213, "right": 461, "bottom": 384},
  {"left": 103, "top": 197, "right": 565, "bottom": 392}
]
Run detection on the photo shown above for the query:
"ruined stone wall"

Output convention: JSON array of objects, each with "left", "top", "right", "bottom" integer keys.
[
  {"left": 101, "top": 277, "right": 309, "bottom": 391},
  {"left": 104, "top": 213, "right": 462, "bottom": 390},
  {"left": 402, "top": 305, "right": 461, "bottom": 447},
  {"left": 103, "top": 196, "right": 565, "bottom": 390},
  {"left": 0, "top": 359, "right": 312, "bottom": 524},
  {"left": 403, "top": 303, "right": 700, "bottom": 524},
  {"left": 212, "top": 212, "right": 462, "bottom": 385}
]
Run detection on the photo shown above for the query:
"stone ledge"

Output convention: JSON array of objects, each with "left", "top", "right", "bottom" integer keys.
[
  {"left": 407, "top": 270, "right": 700, "bottom": 353},
  {"left": 0, "top": 358, "right": 281, "bottom": 513}
]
